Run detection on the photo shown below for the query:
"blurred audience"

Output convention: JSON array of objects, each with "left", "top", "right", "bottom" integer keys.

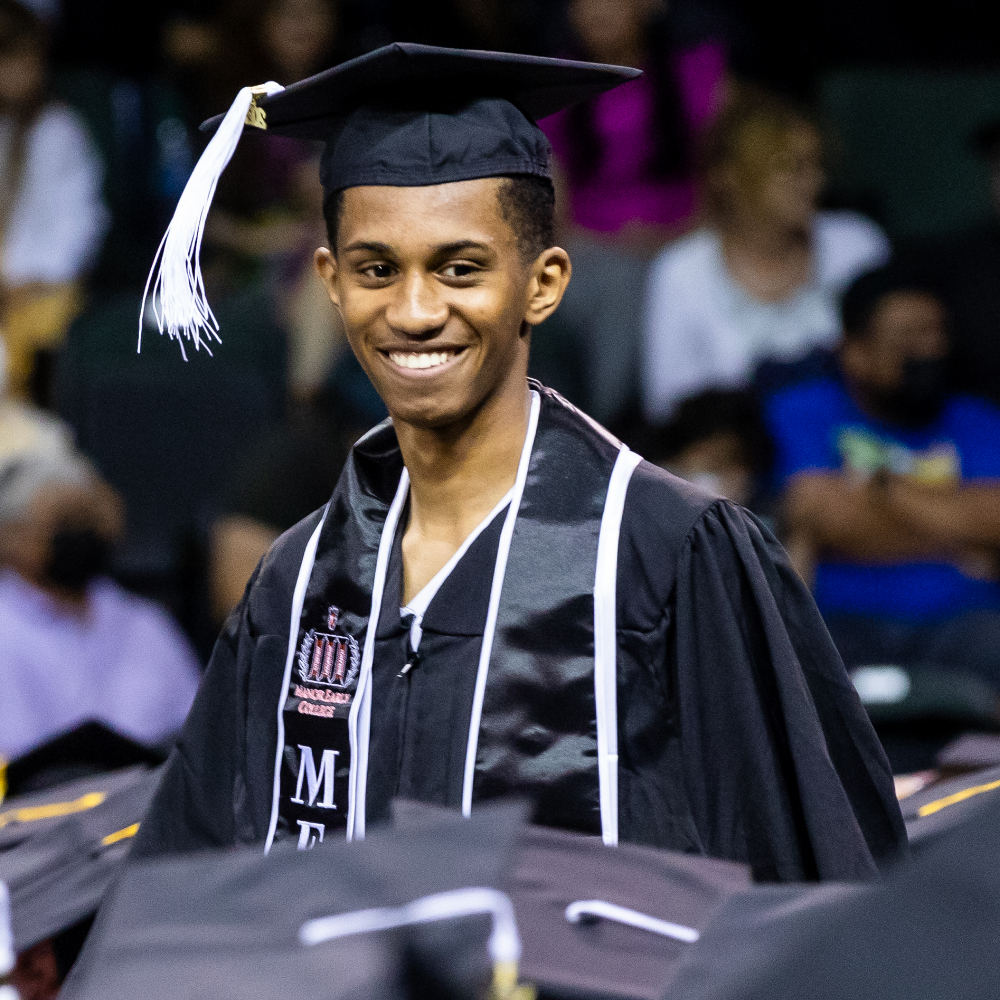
[
  {"left": 643, "top": 86, "right": 889, "bottom": 421},
  {"left": 929, "top": 118, "right": 1000, "bottom": 409},
  {"left": 0, "top": 338, "right": 72, "bottom": 464},
  {"left": 766, "top": 263, "right": 1000, "bottom": 686},
  {"left": 0, "top": 0, "right": 108, "bottom": 399},
  {"left": 541, "top": 0, "right": 726, "bottom": 252},
  {"left": 0, "top": 446, "right": 200, "bottom": 760},
  {"left": 166, "top": 0, "right": 344, "bottom": 399},
  {"left": 626, "top": 388, "right": 774, "bottom": 513},
  {"left": 209, "top": 379, "right": 374, "bottom": 623}
]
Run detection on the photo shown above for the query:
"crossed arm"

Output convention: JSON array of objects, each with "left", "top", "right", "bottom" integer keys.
[{"left": 784, "top": 472, "right": 1000, "bottom": 584}]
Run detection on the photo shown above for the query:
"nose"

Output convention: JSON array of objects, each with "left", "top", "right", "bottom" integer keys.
[{"left": 385, "top": 268, "right": 449, "bottom": 338}]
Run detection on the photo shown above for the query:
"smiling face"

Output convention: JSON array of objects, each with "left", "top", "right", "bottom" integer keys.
[{"left": 315, "top": 178, "right": 570, "bottom": 432}]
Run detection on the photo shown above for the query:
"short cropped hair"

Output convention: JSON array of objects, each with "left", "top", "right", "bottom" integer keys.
[
  {"left": 323, "top": 174, "right": 556, "bottom": 264},
  {"left": 841, "top": 263, "right": 946, "bottom": 342}
]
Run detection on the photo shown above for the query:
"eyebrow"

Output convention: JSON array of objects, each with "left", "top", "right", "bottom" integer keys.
[
  {"left": 431, "top": 240, "right": 493, "bottom": 256},
  {"left": 341, "top": 240, "right": 395, "bottom": 256},
  {"left": 340, "top": 239, "right": 495, "bottom": 258}
]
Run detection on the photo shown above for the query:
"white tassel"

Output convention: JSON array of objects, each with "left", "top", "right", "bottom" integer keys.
[{"left": 139, "top": 81, "right": 284, "bottom": 359}]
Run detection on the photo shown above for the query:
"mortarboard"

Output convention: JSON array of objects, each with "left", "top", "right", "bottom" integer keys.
[
  {"left": 66, "top": 799, "right": 750, "bottom": 1000},
  {"left": 900, "top": 762, "right": 1000, "bottom": 854},
  {"left": 0, "top": 765, "right": 162, "bottom": 953},
  {"left": 664, "top": 788, "right": 1000, "bottom": 1000},
  {"left": 140, "top": 42, "right": 639, "bottom": 357},
  {"left": 63, "top": 800, "right": 528, "bottom": 1000},
  {"left": 2, "top": 721, "right": 166, "bottom": 800}
]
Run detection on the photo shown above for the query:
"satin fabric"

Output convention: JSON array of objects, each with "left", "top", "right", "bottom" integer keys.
[
  {"left": 275, "top": 385, "right": 619, "bottom": 843},
  {"left": 132, "top": 382, "right": 906, "bottom": 881}
]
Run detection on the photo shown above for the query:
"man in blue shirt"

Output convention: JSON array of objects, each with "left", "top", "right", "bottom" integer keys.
[{"left": 767, "top": 263, "right": 1000, "bottom": 685}]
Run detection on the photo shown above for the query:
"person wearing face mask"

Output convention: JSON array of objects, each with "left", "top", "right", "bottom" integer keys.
[
  {"left": 766, "top": 263, "right": 1000, "bottom": 687},
  {"left": 643, "top": 86, "right": 890, "bottom": 422},
  {"left": 0, "top": 449, "right": 201, "bottom": 761}
]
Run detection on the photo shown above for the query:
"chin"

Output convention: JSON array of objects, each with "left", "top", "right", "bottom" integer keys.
[{"left": 388, "top": 395, "right": 475, "bottom": 431}]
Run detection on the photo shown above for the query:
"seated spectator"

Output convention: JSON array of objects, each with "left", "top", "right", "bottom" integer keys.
[
  {"left": 0, "top": 337, "right": 72, "bottom": 464},
  {"left": 766, "top": 264, "right": 1000, "bottom": 687},
  {"left": 0, "top": 0, "right": 108, "bottom": 398},
  {"left": 0, "top": 448, "right": 201, "bottom": 760},
  {"left": 540, "top": 0, "right": 727, "bottom": 252},
  {"left": 627, "top": 388, "right": 774, "bottom": 514},
  {"left": 644, "top": 86, "right": 890, "bottom": 421}
]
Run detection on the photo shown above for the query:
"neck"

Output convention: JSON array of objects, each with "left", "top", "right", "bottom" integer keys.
[{"left": 394, "top": 371, "right": 531, "bottom": 547}]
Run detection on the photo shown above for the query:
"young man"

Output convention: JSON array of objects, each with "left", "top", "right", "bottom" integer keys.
[{"left": 134, "top": 44, "right": 904, "bottom": 881}]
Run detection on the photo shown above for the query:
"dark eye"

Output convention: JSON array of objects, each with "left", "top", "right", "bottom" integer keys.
[
  {"left": 441, "top": 263, "right": 479, "bottom": 278},
  {"left": 362, "top": 263, "right": 394, "bottom": 280}
]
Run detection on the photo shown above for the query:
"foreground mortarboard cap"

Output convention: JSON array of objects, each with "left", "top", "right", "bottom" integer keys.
[
  {"left": 390, "top": 800, "right": 751, "bottom": 1000},
  {"left": 664, "top": 789, "right": 1000, "bottom": 1000},
  {"left": 0, "top": 765, "right": 162, "bottom": 952},
  {"left": 935, "top": 731, "right": 1000, "bottom": 772},
  {"left": 2, "top": 721, "right": 166, "bottom": 800},
  {"left": 65, "top": 799, "right": 748, "bottom": 1000},
  {"left": 140, "top": 42, "right": 639, "bottom": 357},
  {"left": 900, "top": 762, "right": 1000, "bottom": 854},
  {"left": 62, "top": 800, "right": 528, "bottom": 1000}
]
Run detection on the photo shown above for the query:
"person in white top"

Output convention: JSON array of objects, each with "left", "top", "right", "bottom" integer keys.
[
  {"left": 643, "top": 85, "right": 890, "bottom": 421},
  {"left": 0, "top": 447, "right": 202, "bottom": 761},
  {"left": 0, "top": 0, "right": 109, "bottom": 394}
]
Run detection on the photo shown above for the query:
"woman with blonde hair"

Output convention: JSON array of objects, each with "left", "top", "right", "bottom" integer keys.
[{"left": 643, "top": 85, "right": 889, "bottom": 420}]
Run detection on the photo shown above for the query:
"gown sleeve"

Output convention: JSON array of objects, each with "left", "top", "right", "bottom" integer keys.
[
  {"left": 128, "top": 578, "right": 256, "bottom": 858},
  {"left": 130, "top": 509, "right": 323, "bottom": 858},
  {"left": 672, "top": 500, "right": 906, "bottom": 881}
]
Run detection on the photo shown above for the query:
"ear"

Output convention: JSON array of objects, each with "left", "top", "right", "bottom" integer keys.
[
  {"left": 314, "top": 247, "right": 341, "bottom": 309},
  {"left": 523, "top": 246, "right": 572, "bottom": 327}
]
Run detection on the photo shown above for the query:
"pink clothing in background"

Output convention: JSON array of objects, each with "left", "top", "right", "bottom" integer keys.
[{"left": 540, "top": 42, "right": 726, "bottom": 234}]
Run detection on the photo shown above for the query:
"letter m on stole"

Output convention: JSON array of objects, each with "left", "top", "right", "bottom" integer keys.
[{"left": 290, "top": 744, "right": 338, "bottom": 809}]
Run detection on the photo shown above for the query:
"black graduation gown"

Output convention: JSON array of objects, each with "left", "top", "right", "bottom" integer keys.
[{"left": 133, "top": 387, "right": 905, "bottom": 882}]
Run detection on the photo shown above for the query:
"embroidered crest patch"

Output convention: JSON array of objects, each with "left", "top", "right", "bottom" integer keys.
[{"left": 297, "top": 606, "right": 360, "bottom": 690}]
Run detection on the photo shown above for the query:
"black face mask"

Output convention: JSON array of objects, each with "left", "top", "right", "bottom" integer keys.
[
  {"left": 868, "top": 357, "right": 949, "bottom": 428},
  {"left": 45, "top": 528, "right": 111, "bottom": 592}
]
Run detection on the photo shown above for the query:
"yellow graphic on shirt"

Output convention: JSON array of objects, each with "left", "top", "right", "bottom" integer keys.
[{"left": 837, "top": 428, "right": 961, "bottom": 484}]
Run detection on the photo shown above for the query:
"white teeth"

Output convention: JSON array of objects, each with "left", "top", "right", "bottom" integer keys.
[{"left": 388, "top": 351, "right": 455, "bottom": 370}]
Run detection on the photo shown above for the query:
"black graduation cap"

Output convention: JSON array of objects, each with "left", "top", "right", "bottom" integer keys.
[
  {"left": 900, "top": 762, "right": 1000, "bottom": 854},
  {"left": 2, "top": 722, "right": 166, "bottom": 800},
  {"left": 509, "top": 824, "right": 749, "bottom": 1000},
  {"left": 0, "top": 765, "right": 162, "bottom": 953},
  {"left": 62, "top": 801, "right": 528, "bottom": 1000},
  {"left": 142, "top": 43, "right": 639, "bottom": 355},
  {"left": 935, "top": 731, "right": 1000, "bottom": 772},
  {"left": 390, "top": 801, "right": 750, "bottom": 1000},
  {"left": 67, "top": 798, "right": 750, "bottom": 1000},
  {"left": 665, "top": 788, "right": 1000, "bottom": 1000}
]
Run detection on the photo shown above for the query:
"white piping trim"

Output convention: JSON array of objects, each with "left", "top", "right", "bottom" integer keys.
[
  {"left": 347, "top": 468, "right": 410, "bottom": 840},
  {"left": 462, "top": 390, "right": 541, "bottom": 816},
  {"left": 565, "top": 899, "right": 699, "bottom": 943},
  {"left": 264, "top": 507, "right": 329, "bottom": 854},
  {"left": 593, "top": 446, "right": 641, "bottom": 846}
]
